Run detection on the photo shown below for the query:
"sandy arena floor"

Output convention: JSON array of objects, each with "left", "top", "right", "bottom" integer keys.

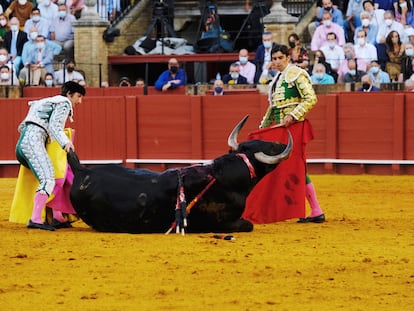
[{"left": 0, "top": 175, "right": 413, "bottom": 311}]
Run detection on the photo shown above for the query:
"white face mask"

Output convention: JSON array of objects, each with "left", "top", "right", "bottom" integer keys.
[
  {"left": 1, "top": 72, "right": 9, "bottom": 80},
  {"left": 10, "top": 25, "right": 18, "bottom": 32},
  {"left": 358, "top": 38, "right": 365, "bottom": 46},
  {"left": 324, "top": 20, "right": 332, "bottom": 27},
  {"left": 0, "top": 55, "right": 7, "bottom": 62},
  {"left": 18, "top": 0, "right": 27, "bottom": 5},
  {"left": 30, "top": 32, "right": 38, "bottom": 40},
  {"left": 385, "top": 19, "right": 393, "bottom": 26},
  {"left": 361, "top": 18, "right": 370, "bottom": 27}
]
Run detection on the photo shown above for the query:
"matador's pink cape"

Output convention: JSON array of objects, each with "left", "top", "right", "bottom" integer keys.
[
  {"left": 9, "top": 128, "right": 76, "bottom": 224},
  {"left": 242, "top": 121, "right": 314, "bottom": 223}
]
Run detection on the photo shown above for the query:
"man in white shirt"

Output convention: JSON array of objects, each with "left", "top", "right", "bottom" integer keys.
[
  {"left": 236, "top": 48, "right": 256, "bottom": 84},
  {"left": 320, "top": 32, "right": 345, "bottom": 71},
  {"left": 354, "top": 29, "right": 378, "bottom": 63},
  {"left": 54, "top": 59, "right": 85, "bottom": 85}
]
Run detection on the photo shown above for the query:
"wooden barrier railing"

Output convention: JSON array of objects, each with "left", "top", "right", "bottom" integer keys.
[{"left": 1, "top": 91, "right": 414, "bottom": 177}]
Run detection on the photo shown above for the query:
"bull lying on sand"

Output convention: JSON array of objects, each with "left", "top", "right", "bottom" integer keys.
[{"left": 67, "top": 116, "right": 292, "bottom": 234}]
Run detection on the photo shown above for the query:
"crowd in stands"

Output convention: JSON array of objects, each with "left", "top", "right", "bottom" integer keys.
[{"left": 1, "top": 0, "right": 414, "bottom": 91}]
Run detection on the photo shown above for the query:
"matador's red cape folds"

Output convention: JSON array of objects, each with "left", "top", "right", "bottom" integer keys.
[{"left": 242, "top": 120, "right": 314, "bottom": 223}]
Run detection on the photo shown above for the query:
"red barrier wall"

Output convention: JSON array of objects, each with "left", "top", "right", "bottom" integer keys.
[{"left": 1, "top": 92, "right": 414, "bottom": 177}]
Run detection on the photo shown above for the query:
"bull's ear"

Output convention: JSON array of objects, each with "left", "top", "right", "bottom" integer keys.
[{"left": 228, "top": 115, "right": 249, "bottom": 150}]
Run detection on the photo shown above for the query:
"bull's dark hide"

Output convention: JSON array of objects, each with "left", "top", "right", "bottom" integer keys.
[{"left": 68, "top": 117, "right": 291, "bottom": 234}]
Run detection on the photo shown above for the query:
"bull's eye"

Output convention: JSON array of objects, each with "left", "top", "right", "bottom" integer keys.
[{"left": 79, "top": 175, "right": 91, "bottom": 191}]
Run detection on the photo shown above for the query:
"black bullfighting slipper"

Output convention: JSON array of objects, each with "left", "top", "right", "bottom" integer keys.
[
  {"left": 27, "top": 220, "right": 56, "bottom": 231},
  {"left": 297, "top": 214, "right": 325, "bottom": 223},
  {"left": 50, "top": 218, "right": 73, "bottom": 229}
]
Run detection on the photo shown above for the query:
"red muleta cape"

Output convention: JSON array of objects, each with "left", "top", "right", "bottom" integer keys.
[{"left": 242, "top": 120, "right": 314, "bottom": 223}]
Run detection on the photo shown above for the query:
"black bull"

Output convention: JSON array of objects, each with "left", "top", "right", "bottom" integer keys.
[{"left": 67, "top": 116, "right": 292, "bottom": 233}]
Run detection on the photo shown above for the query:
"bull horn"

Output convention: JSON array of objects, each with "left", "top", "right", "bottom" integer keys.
[
  {"left": 254, "top": 131, "right": 293, "bottom": 164},
  {"left": 228, "top": 115, "right": 249, "bottom": 151}
]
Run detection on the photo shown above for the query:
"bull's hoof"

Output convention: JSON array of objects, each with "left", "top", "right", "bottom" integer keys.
[
  {"left": 50, "top": 218, "right": 73, "bottom": 229},
  {"left": 297, "top": 214, "right": 325, "bottom": 223},
  {"left": 27, "top": 220, "right": 56, "bottom": 231}
]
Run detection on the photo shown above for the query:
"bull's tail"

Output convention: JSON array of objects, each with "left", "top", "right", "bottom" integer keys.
[{"left": 67, "top": 149, "right": 84, "bottom": 173}]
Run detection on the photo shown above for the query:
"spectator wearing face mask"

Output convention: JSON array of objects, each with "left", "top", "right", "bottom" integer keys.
[
  {"left": 0, "top": 64, "right": 19, "bottom": 85},
  {"left": 0, "top": 47, "right": 18, "bottom": 82},
  {"left": 288, "top": 32, "right": 309, "bottom": 70},
  {"left": 367, "top": 59, "right": 391, "bottom": 82},
  {"left": 308, "top": 0, "right": 345, "bottom": 37},
  {"left": 393, "top": 0, "right": 414, "bottom": 27},
  {"left": 222, "top": 62, "right": 248, "bottom": 85},
  {"left": 385, "top": 30, "right": 405, "bottom": 81},
  {"left": 3, "top": 17, "right": 28, "bottom": 74},
  {"left": 309, "top": 49, "right": 339, "bottom": 82},
  {"left": 154, "top": 58, "right": 187, "bottom": 91},
  {"left": 54, "top": 59, "right": 85, "bottom": 85},
  {"left": 213, "top": 79, "right": 224, "bottom": 95},
  {"left": 343, "top": 58, "right": 367, "bottom": 82},
  {"left": 320, "top": 32, "right": 345, "bottom": 72},
  {"left": 400, "top": 42, "right": 414, "bottom": 80},
  {"left": 4, "top": 0, "right": 34, "bottom": 28},
  {"left": 311, "top": 10, "right": 346, "bottom": 51},
  {"left": 253, "top": 31, "right": 280, "bottom": 83},
  {"left": 363, "top": 0, "right": 385, "bottom": 27},
  {"left": 43, "top": 72, "right": 55, "bottom": 87},
  {"left": 259, "top": 61, "right": 278, "bottom": 84},
  {"left": 24, "top": 7, "right": 51, "bottom": 39},
  {"left": 311, "top": 63, "right": 335, "bottom": 84},
  {"left": 236, "top": 48, "right": 256, "bottom": 84},
  {"left": 50, "top": 4, "right": 76, "bottom": 61},
  {"left": 337, "top": 43, "right": 368, "bottom": 82},
  {"left": 354, "top": 29, "right": 378, "bottom": 63},
  {"left": 357, "top": 74, "right": 381, "bottom": 91},
  {"left": 38, "top": 0, "right": 59, "bottom": 22},
  {"left": 353, "top": 10, "right": 378, "bottom": 45}
]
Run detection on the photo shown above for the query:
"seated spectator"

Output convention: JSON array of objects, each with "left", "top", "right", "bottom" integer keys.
[
  {"left": 343, "top": 58, "right": 367, "bottom": 82},
  {"left": 50, "top": 4, "right": 76, "bottom": 61},
  {"left": 0, "top": 47, "right": 18, "bottom": 83},
  {"left": 258, "top": 61, "right": 278, "bottom": 84},
  {"left": 38, "top": 0, "right": 59, "bottom": 22},
  {"left": 213, "top": 79, "right": 224, "bottom": 95},
  {"left": 345, "top": 0, "right": 364, "bottom": 40},
  {"left": 363, "top": 0, "right": 385, "bottom": 27},
  {"left": 393, "top": 0, "right": 414, "bottom": 27},
  {"left": 368, "top": 59, "right": 391, "bottom": 82},
  {"left": 253, "top": 31, "right": 279, "bottom": 83},
  {"left": 21, "top": 27, "right": 61, "bottom": 75},
  {"left": 320, "top": 31, "right": 345, "bottom": 72},
  {"left": 0, "top": 64, "right": 19, "bottom": 85},
  {"left": 154, "top": 58, "right": 187, "bottom": 91},
  {"left": 288, "top": 32, "right": 309, "bottom": 69},
  {"left": 311, "top": 10, "right": 346, "bottom": 51},
  {"left": 376, "top": 10, "right": 406, "bottom": 68},
  {"left": 385, "top": 30, "right": 405, "bottom": 81},
  {"left": 237, "top": 48, "right": 256, "bottom": 84},
  {"left": 0, "top": 13, "right": 9, "bottom": 47},
  {"left": 24, "top": 7, "right": 50, "bottom": 39},
  {"left": 337, "top": 43, "right": 368, "bottom": 82},
  {"left": 135, "top": 78, "right": 145, "bottom": 87},
  {"left": 357, "top": 73, "right": 382, "bottom": 91},
  {"left": 311, "top": 63, "right": 335, "bottom": 84},
  {"left": 119, "top": 76, "right": 131, "bottom": 87},
  {"left": 43, "top": 72, "right": 55, "bottom": 86},
  {"left": 353, "top": 10, "right": 378, "bottom": 45},
  {"left": 404, "top": 76, "right": 414, "bottom": 90},
  {"left": 54, "top": 59, "right": 85, "bottom": 85},
  {"left": 19, "top": 35, "right": 55, "bottom": 85},
  {"left": 309, "top": 49, "right": 339, "bottom": 82},
  {"left": 308, "top": 0, "right": 345, "bottom": 37},
  {"left": 222, "top": 62, "right": 248, "bottom": 85},
  {"left": 400, "top": 42, "right": 414, "bottom": 80},
  {"left": 3, "top": 17, "right": 28, "bottom": 75},
  {"left": 354, "top": 29, "right": 378, "bottom": 62},
  {"left": 405, "top": 26, "right": 414, "bottom": 44},
  {"left": 4, "top": 0, "right": 34, "bottom": 28}
]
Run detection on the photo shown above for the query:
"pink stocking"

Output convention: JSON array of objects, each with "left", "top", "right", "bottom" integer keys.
[
  {"left": 305, "top": 182, "right": 323, "bottom": 217},
  {"left": 31, "top": 192, "right": 49, "bottom": 224}
]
